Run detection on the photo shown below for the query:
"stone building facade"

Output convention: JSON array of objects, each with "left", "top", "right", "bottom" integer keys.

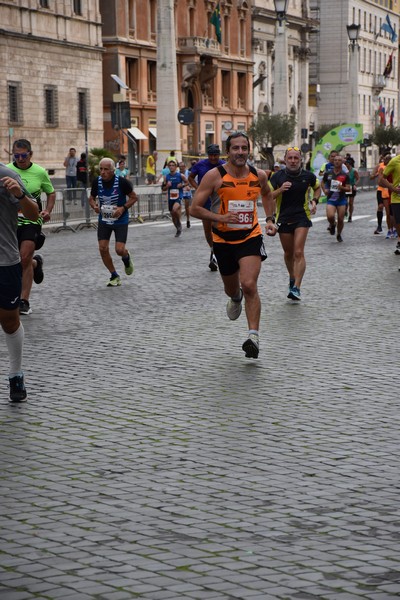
[
  {"left": 100, "top": 0, "right": 254, "bottom": 173},
  {"left": 0, "top": 0, "right": 104, "bottom": 175},
  {"left": 252, "top": 0, "right": 315, "bottom": 155},
  {"left": 309, "top": 0, "right": 400, "bottom": 166}
]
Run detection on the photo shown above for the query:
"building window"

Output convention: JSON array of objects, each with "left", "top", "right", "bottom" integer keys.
[
  {"left": 39, "top": 0, "right": 49, "bottom": 7},
  {"left": 78, "top": 89, "right": 89, "bottom": 128},
  {"left": 224, "top": 15, "right": 230, "bottom": 53},
  {"left": 149, "top": 0, "right": 156, "bottom": 41},
  {"left": 128, "top": 0, "right": 136, "bottom": 35},
  {"left": 73, "top": 0, "right": 82, "bottom": 15},
  {"left": 239, "top": 19, "right": 246, "bottom": 56},
  {"left": 237, "top": 72, "right": 246, "bottom": 109},
  {"left": 126, "top": 58, "right": 139, "bottom": 101},
  {"left": 8, "top": 82, "right": 23, "bottom": 124},
  {"left": 189, "top": 7, "right": 195, "bottom": 36},
  {"left": 44, "top": 86, "right": 58, "bottom": 127},
  {"left": 221, "top": 70, "right": 230, "bottom": 107},
  {"left": 147, "top": 61, "right": 156, "bottom": 102}
]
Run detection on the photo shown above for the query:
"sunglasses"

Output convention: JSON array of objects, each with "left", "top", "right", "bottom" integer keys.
[
  {"left": 286, "top": 147, "right": 300, "bottom": 152},
  {"left": 14, "top": 152, "right": 30, "bottom": 159}
]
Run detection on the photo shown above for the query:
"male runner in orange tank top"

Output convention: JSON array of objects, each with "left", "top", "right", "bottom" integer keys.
[{"left": 190, "top": 132, "right": 276, "bottom": 359}]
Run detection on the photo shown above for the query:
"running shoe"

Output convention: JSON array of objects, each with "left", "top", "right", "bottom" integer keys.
[
  {"left": 288, "top": 278, "right": 295, "bottom": 294},
  {"left": 394, "top": 242, "right": 400, "bottom": 255},
  {"left": 242, "top": 334, "right": 259, "bottom": 359},
  {"left": 288, "top": 286, "right": 301, "bottom": 301},
  {"left": 209, "top": 252, "right": 218, "bottom": 272},
  {"left": 347, "top": 216, "right": 352, "bottom": 223},
  {"left": 175, "top": 226, "right": 182, "bottom": 237},
  {"left": 329, "top": 224, "right": 336, "bottom": 235},
  {"left": 9, "top": 374, "right": 27, "bottom": 402},
  {"left": 392, "top": 229, "right": 398, "bottom": 239},
  {"left": 386, "top": 230, "right": 392, "bottom": 239},
  {"left": 19, "top": 299, "right": 32, "bottom": 315},
  {"left": 123, "top": 253, "right": 134, "bottom": 275},
  {"left": 226, "top": 289, "right": 243, "bottom": 320},
  {"left": 107, "top": 274, "right": 121, "bottom": 287},
  {"left": 33, "top": 254, "right": 44, "bottom": 284},
  {"left": 336, "top": 234, "right": 343, "bottom": 242},
  {"left": 186, "top": 221, "right": 191, "bottom": 228},
  {"left": 374, "top": 227, "right": 383, "bottom": 234}
]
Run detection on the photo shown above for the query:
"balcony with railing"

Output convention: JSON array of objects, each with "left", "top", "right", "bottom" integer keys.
[
  {"left": 178, "top": 36, "right": 220, "bottom": 56},
  {"left": 372, "top": 75, "right": 386, "bottom": 94},
  {"left": 127, "top": 89, "right": 139, "bottom": 103}
]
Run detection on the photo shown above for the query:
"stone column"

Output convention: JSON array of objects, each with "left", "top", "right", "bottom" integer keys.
[
  {"left": 156, "top": 0, "right": 181, "bottom": 170},
  {"left": 273, "top": 19, "right": 289, "bottom": 114}
]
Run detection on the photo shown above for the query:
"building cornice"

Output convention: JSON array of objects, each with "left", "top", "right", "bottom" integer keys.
[{"left": 0, "top": 29, "right": 104, "bottom": 52}]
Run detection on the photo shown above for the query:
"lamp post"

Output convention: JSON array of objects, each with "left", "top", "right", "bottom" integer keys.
[
  {"left": 346, "top": 23, "right": 360, "bottom": 124},
  {"left": 272, "top": 0, "right": 289, "bottom": 115}
]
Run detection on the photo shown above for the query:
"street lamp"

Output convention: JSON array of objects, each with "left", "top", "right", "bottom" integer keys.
[
  {"left": 346, "top": 23, "right": 360, "bottom": 137},
  {"left": 272, "top": 0, "right": 289, "bottom": 114},
  {"left": 274, "top": 0, "right": 288, "bottom": 25},
  {"left": 346, "top": 23, "right": 360, "bottom": 50}
]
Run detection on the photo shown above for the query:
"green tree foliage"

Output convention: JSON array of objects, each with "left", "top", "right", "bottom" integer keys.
[
  {"left": 248, "top": 113, "right": 296, "bottom": 157},
  {"left": 315, "top": 123, "right": 343, "bottom": 141},
  {"left": 371, "top": 125, "right": 400, "bottom": 152},
  {"left": 89, "top": 148, "right": 117, "bottom": 181}
]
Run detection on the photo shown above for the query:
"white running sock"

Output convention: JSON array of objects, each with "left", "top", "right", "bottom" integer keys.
[{"left": 5, "top": 323, "right": 24, "bottom": 377}]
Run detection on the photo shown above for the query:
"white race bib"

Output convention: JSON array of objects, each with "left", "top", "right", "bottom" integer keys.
[
  {"left": 101, "top": 204, "right": 116, "bottom": 223},
  {"left": 330, "top": 179, "right": 340, "bottom": 192},
  {"left": 170, "top": 189, "right": 179, "bottom": 200},
  {"left": 227, "top": 200, "right": 254, "bottom": 229}
]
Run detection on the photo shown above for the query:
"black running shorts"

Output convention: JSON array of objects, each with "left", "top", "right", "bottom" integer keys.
[
  {"left": 213, "top": 235, "right": 267, "bottom": 277},
  {"left": 97, "top": 222, "right": 128, "bottom": 243},
  {"left": 0, "top": 263, "right": 22, "bottom": 310}
]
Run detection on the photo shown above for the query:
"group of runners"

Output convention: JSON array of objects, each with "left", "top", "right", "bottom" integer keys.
[{"left": 2, "top": 133, "right": 400, "bottom": 402}]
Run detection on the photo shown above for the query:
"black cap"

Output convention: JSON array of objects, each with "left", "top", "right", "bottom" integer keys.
[{"left": 207, "top": 144, "right": 221, "bottom": 155}]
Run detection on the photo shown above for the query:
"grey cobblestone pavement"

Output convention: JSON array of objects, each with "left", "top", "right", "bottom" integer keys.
[{"left": 1, "top": 191, "right": 399, "bottom": 600}]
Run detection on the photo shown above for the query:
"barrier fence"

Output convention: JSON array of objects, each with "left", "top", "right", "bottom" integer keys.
[
  {"left": 44, "top": 175, "right": 376, "bottom": 233},
  {"left": 44, "top": 184, "right": 169, "bottom": 232}
]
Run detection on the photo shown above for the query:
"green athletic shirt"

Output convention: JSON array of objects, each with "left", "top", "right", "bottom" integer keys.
[
  {"left": 383, "top": 155, "right": 400, "bottom": 204},
  {"left": 7, "top": 161, "right": 54, "bottom": 225}
]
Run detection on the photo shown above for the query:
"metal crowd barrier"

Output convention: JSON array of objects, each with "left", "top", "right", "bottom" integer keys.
[{"left": 42, "top": 185, "right": 168, "bottom": 232}]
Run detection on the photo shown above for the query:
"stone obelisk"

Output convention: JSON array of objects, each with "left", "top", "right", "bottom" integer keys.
[{"left": 156, "top": 0, "right": 181, "bottom": 170}]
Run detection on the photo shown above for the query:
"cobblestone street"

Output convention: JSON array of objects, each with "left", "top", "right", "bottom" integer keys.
[{"left": 1, "top": 191, "right": 399, "bottom": 600}]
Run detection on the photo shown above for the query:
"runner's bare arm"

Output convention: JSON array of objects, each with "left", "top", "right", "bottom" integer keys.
[
  {"left": 257, "top": 170, "right": 277, "bottom": 237},
  {"left": 190, "top": 169, "right": 240, "bottom": 224}
]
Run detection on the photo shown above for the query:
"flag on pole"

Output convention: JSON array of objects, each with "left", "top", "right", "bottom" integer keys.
[
  {"left": 378, "top": 102, "right": 386, "bottom": 126},
  {"left": 381, "top": 14, "right": 398, "bottom": 43},
  {"left": 210, "top": 3, "right": 222, "bottom": 44},
  {"left": 383, "top": 52, "right": 394, "bottom": 77}
]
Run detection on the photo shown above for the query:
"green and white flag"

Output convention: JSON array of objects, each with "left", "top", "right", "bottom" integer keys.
[{"left": 210, "top": 3, "right": 221, "bottom": 44}]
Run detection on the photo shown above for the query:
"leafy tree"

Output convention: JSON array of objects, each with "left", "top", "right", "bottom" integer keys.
[
  {"left": 371, "top": 125, "right": 400, "bottom": 153},
  {"left": 314, "top": 123, "right": 343, "bottom": 142},
  {"left": 89, "top": 147, "right": 117, "bottom": 181},
  {"left": 248, "top": 113, "right": 296, "bottom": 166}
]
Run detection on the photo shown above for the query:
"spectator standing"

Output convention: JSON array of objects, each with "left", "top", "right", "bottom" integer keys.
[
  {"left": 146, "top": 151, "right": 158, "bottom": 184},
  {"left": 116, "top": 158, "right": 129, "bottom": 178},
  {"left": 63, "top": 147, "right": 78, "bottom": 203}
]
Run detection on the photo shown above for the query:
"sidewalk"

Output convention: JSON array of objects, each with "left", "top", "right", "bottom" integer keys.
[{"left": 0, "top": 191, "right": 399, "bottom": 599}]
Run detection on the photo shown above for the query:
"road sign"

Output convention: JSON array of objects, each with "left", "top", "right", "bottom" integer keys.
[{"left": 177, "top": 108, "right": 194, "bottom": 125}]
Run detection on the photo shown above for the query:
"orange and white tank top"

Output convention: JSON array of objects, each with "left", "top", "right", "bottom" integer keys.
[{"left": 211, "top": 165, "right": 262, "bottom": 244}]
